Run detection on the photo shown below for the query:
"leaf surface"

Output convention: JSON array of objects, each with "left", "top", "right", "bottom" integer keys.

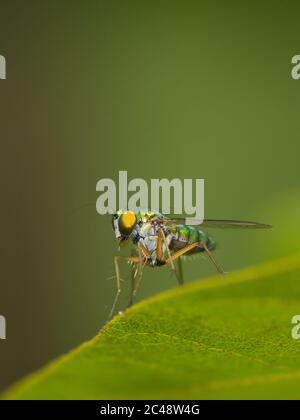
[{"left": 4, "top": 253, "right": 300, "bottom": 400}]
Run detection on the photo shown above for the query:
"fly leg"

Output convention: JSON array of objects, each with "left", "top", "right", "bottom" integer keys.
[
  {"left": 201, "top": 241, "right": 224, "bottom": 276},
  {"left": 108, "top": 255, "right": 142, "bottom": 321},
  {"left": 129, "top": 264, "right": 138, "bottom": 308},
  {"left": 129, "top": 259, "right": 147, "bottom": 307},
  {"left": 165, "top": 241, "right": 224, "bottom": 277},
  {"left": 158, "top": 227, "right": 181, "bottom": 285},
  {"left": 128, "top": 246, "right": 149, "bottom": 307},
  {"left": 129, "top": 248, "right": 139, "bottom": 307},
  {"left": 165, "top": 242, "right": 200, "bottom": 264},
  {"left": 177, "top": 256, "right": 184, "bottom": 285}
]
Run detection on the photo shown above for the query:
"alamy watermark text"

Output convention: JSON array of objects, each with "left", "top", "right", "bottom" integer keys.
[
  {"left": 96, "top": 171, "right": 204, "bottom": 223},
  {"left": 291, "top": 55, "right": 300, "bottom": 80},
  {"left": 0, "top": 315, "right": 6, "bottom": 340},
  {"left": 291, "top": 315, "right": 300, "bottom": 340},
  {"left": 0, "top": 54, "right": 6, "bottom": 79}
]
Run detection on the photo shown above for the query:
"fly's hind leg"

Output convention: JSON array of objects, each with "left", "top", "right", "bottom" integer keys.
[
  {"left": 165, "top": 242, "right": 200, "bottom": 266},
  {"left": 108, "top": 255, "right": 142, "bottom": 321},
  {"left": 165, "top": 241, "right": 224, "bottom": 277},
  {"left": 201, "top": 242, "right": 224, "bottom": 276},
  {"left": 177, "top": 256, "right": 184, "bottom": 285}
]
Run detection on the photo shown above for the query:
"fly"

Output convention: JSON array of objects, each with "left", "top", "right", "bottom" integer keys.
[{"left": 109, "top": 209, "right": 271, "bottom": 319}]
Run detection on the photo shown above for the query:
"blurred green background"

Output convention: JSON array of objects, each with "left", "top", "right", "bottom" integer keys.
[{"left": 0, "top": 0, "right": 300, "bottom": 391}]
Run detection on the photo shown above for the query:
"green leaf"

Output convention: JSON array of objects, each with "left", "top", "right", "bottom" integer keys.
[{"left": 3, "top": 253, "right": 300, "bottom": 400}]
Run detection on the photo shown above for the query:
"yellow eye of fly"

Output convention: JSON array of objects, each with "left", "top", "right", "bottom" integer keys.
[{"left": 118, "top": 211, "right": 137, "bottom": 235}]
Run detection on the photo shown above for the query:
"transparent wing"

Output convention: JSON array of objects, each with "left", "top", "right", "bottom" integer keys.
[
  {"left": 201, "top": 219, "right": 272, "bottom": 229},
  {"left": 162, "top": 217, "right": 272, "bottom": 229}
]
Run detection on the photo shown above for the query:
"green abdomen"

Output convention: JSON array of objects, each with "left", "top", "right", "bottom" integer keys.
[{"left": 170, "top": 224, "right": 215, "bottom": 254}]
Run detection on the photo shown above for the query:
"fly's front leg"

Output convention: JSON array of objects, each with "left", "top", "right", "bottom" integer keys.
[
  {"left": 128, "top": 246, "right": 148, "bottom": 308},
  {"left": 129, "top": 248, "right": 139, "bottom": 307},
  {"left": 129, "top": 263, "right": 138, "bottom": 308},
  {"left": 129, "top": 260, "right": 147, "bottom": 308},
  {"left": 108, "top": 255, "right": 141, "bottom": 321}
]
